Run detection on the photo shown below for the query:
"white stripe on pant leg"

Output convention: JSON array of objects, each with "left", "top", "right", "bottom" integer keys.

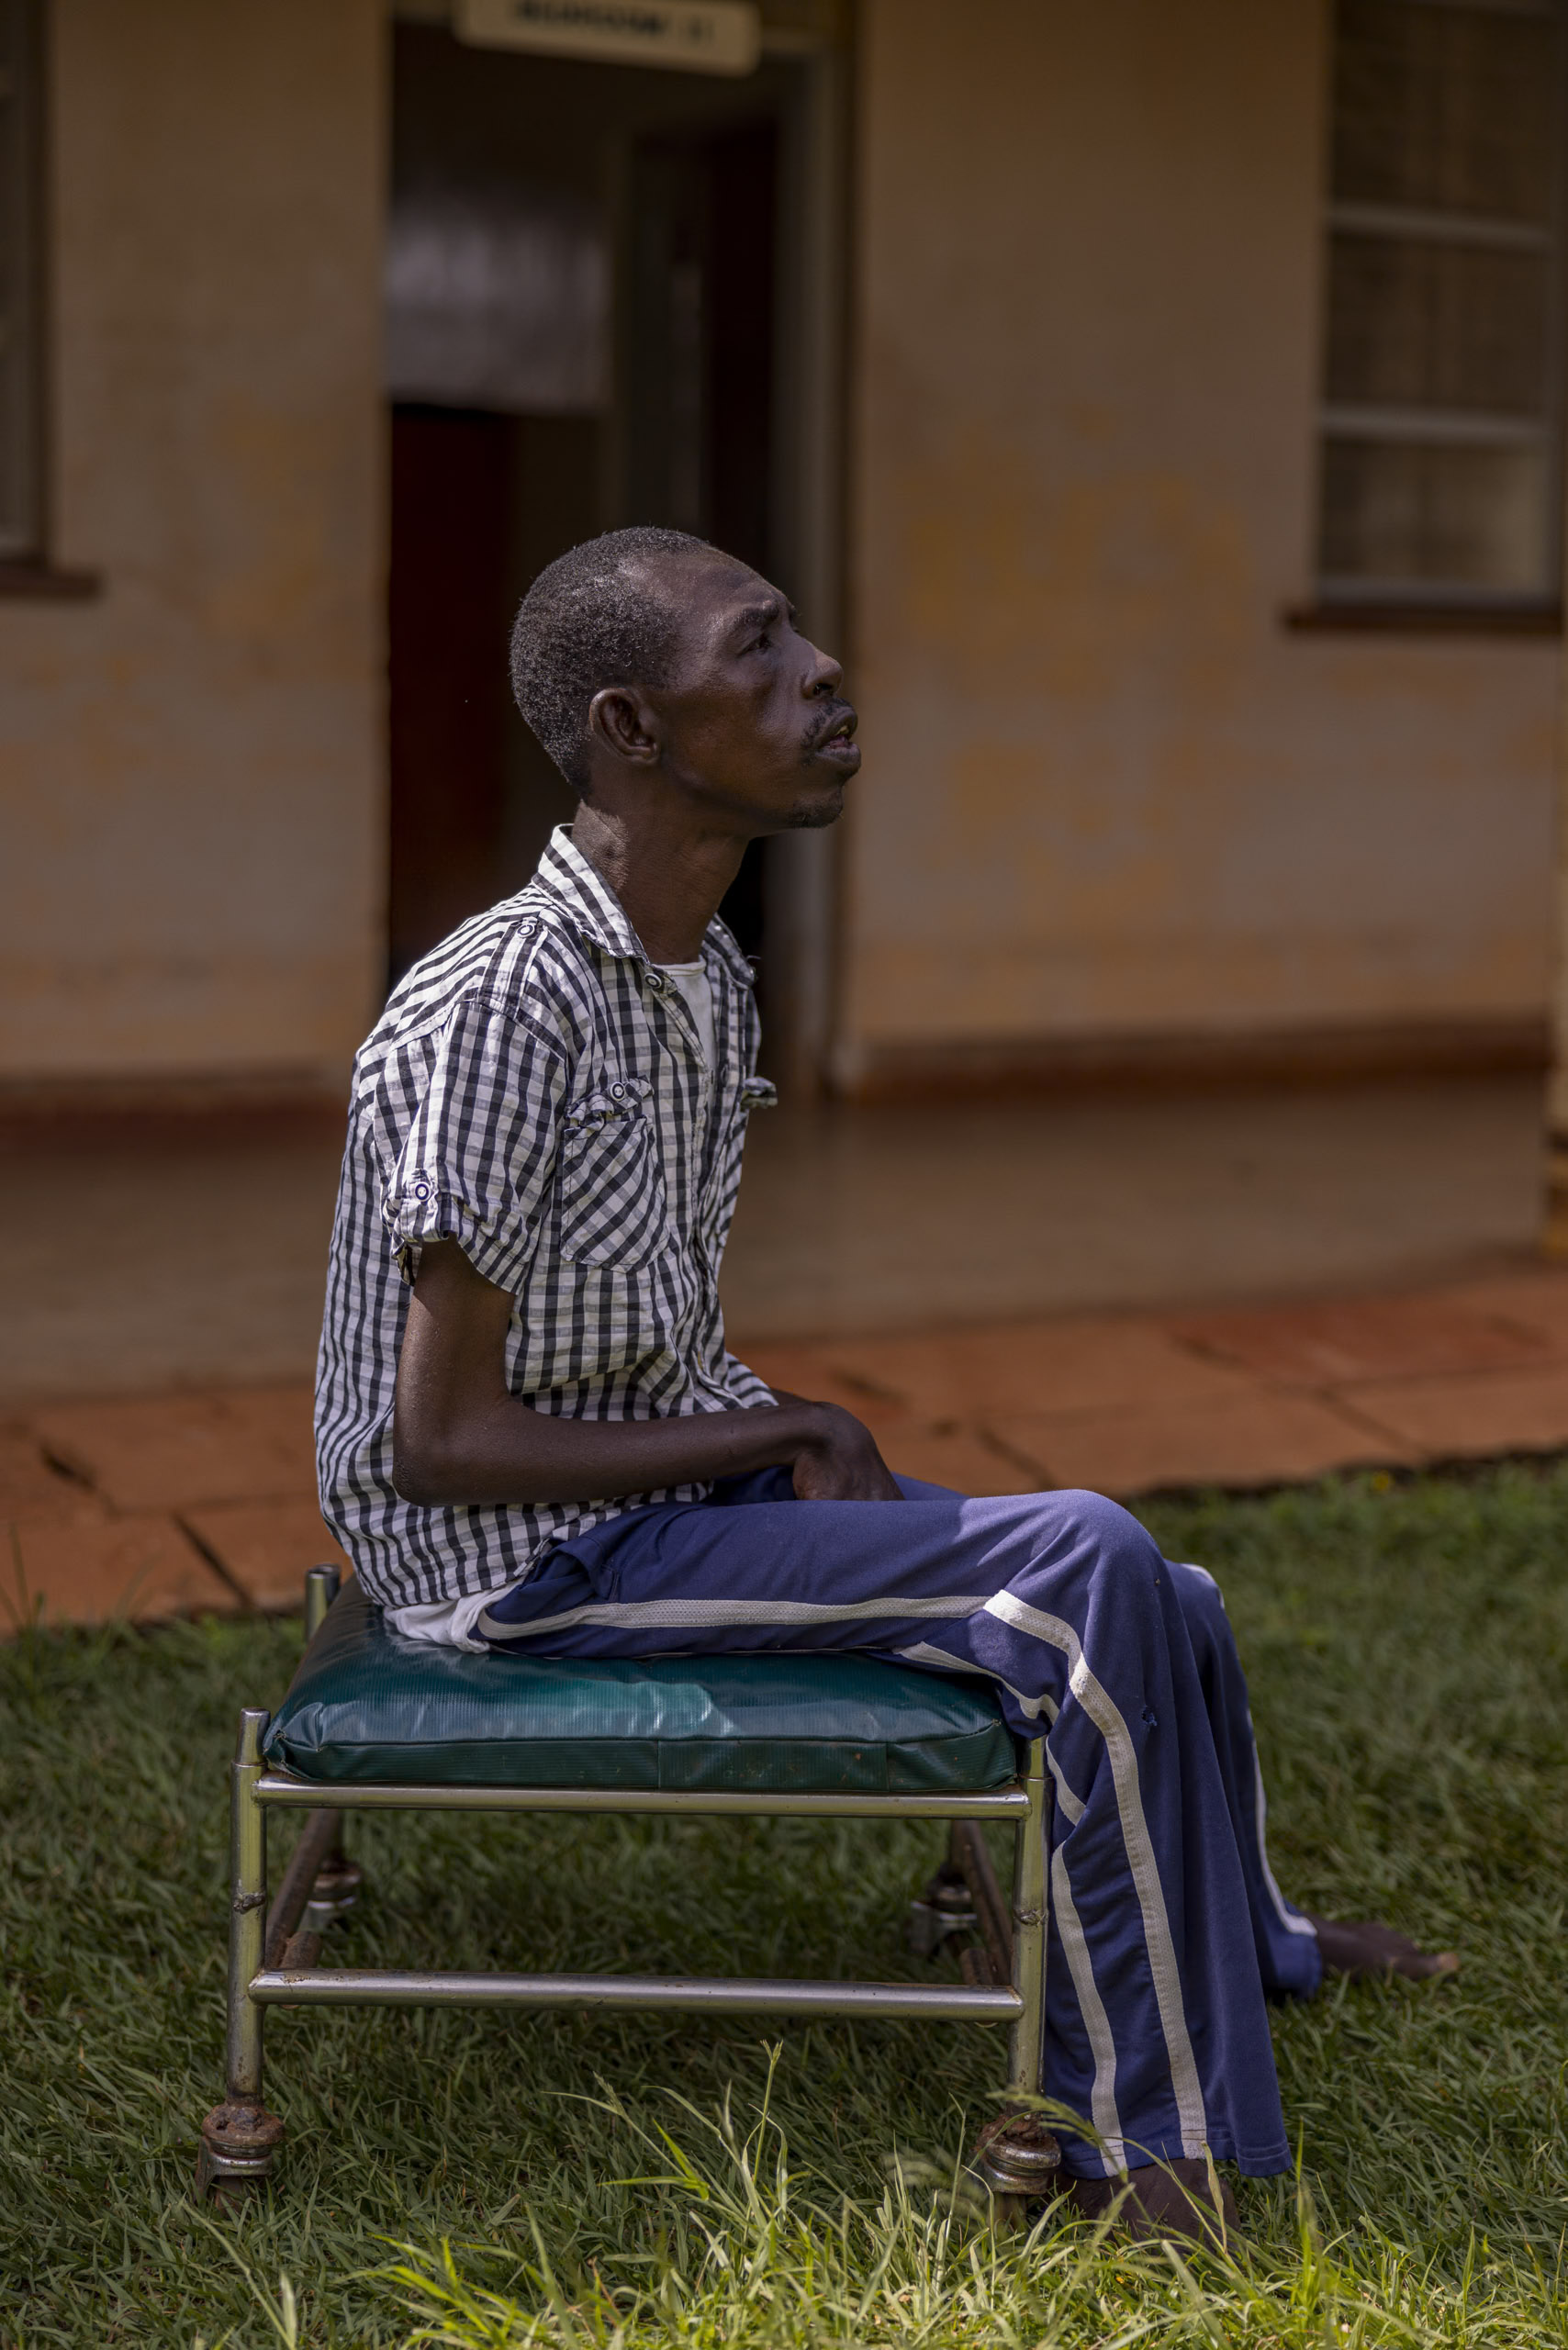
[
  {"left": 897, "top": 1639, "right": 1061, "bottom": 1732},
  {"left": 477, "top": 1593, "right": 991, "bottom": 1642},
  {"left": 983, "top": 1589, "right": 1209, "bottom": 2159},
  {"left": 1050, "top": 1839, "right": 1126, "bottom": 2173},
  {"left": 902, "top": 1646, "right": 1114, "bottom": 2165},
  {"left": 902, "top": 1640, "right": 1096, "bottom": 1829},
  {"left": 1250, "top": 1715, "right": 1317, "bottom": 1939},
  {"left": 1043, "top": 1745, "right": 1085, "bottom": 1826},
  {"left": 898, "top": 1639, "right": 999, "bottom": 1684}
]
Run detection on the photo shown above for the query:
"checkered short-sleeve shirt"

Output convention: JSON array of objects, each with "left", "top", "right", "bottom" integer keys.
[{"left": 315, "top": 827, "right": 778, "bottom": 1636}]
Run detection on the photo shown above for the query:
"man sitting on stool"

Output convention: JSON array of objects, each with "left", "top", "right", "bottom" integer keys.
[{"left": 317, "top": 527, "right": 1454, "bottom": 2242}]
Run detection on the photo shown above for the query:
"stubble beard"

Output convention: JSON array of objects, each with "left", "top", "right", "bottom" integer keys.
[{"left": 782, "top": 783, "right": 846, "bottom": 830}]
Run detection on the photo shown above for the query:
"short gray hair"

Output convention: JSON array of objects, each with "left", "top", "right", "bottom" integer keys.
[{"left": 509, "top": 526, "right": 711, "bottom": 789}]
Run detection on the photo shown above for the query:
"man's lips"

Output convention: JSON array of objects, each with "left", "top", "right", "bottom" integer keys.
[{"left": 811, "top": 709, "right": 861, "bottom": 769}]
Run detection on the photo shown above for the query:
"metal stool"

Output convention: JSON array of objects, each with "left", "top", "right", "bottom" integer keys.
[{"left": 197, "top": 1564, "right": 1058, "bottom": 2211}]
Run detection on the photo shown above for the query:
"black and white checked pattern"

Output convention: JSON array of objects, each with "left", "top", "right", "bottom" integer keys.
[{"left": 315, "top": 826, "right": 777, "bottom": 1628}]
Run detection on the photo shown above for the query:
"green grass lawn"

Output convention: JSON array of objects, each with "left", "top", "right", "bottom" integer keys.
[{"left": 5, "top": 1462, "right": 1568, "bottom": 2347}]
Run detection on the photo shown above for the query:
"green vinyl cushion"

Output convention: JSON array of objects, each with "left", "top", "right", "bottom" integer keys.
[{"left": 263, "top": 1579, "right": 1018, "bottom": 1796}]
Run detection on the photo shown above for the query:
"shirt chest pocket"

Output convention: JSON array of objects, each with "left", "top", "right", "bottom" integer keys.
[{"left": 555, "top": 1091, "right": 669, "bottom": 1270}]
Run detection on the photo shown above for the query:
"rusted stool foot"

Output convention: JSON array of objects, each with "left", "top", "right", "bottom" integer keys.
[
  {"left": 302, "top": 1852, "right": 363, "bottom": 1933},
  {"left": 195, "top": 2099, "right": 285, "bottom": 2201},
  {"left": 969, "top": 2110, "right": 1062, "bottom": 2225},
  {"left": 908, "top": 1861, "right": 977, "bottom": 1959}
]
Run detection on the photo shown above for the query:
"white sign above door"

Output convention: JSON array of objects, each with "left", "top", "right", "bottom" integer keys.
[{"left": 454, "top": 0, "right": 762, "bottom": 75}]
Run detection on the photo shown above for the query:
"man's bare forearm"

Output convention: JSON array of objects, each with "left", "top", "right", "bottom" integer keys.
[
  {"left": 391, "top": 1238, "right": 903, "bottom": 1506},
  {"left": 395, "top": 1390, "right": 839, "bottom": 1508}
]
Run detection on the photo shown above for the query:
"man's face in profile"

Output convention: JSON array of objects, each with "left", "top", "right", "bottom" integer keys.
[{"left": 638, "top": 550, "right": 860, "bottom": 836}]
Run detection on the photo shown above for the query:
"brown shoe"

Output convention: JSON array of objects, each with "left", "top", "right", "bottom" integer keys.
[{"left": 1065, "top": 2155, "right": 1239, "bottom": 2247}]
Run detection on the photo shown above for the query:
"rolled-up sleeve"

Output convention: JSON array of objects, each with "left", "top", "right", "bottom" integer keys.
[{"left": 382, "top": 996, "right": 567, "bottom": 1294}]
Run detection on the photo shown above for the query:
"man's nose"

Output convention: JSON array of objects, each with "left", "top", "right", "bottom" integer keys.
[{"left": 803, "top": 639, "right": 843, "bottom": 697}]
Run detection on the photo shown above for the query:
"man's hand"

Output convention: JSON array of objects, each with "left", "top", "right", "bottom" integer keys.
[
  {"left": 767, "top": 1389, "right": 904, "bottom": 1501},
  {"left": 393, "top": 1240, "right": 903, "bottom": 1507}
]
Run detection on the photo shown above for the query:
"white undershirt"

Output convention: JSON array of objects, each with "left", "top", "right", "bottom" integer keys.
[{"left": 655, "top": 958, "right": 715, "bottom": 1066}]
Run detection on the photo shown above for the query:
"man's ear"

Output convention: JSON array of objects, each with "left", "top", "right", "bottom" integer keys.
[{"left": 588, "top": 685, "right": 662, "bottom": 768}]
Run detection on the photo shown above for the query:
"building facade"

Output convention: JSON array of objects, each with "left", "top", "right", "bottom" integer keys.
[{"left": 2, "top": 0, "right": 1561, "bottom": 1114}]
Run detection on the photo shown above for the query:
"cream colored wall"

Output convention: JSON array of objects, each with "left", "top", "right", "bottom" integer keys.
[
  {"left": 840, "top": 0, "right": 1561, "bottom": 1076},
  {"left": 0, "top": 0, "right": 385, "bottom": 1085}
]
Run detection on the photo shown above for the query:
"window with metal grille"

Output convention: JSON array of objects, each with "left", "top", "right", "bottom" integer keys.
[
  {"left": 0, "top": 0, "right": 41, "bottom": 563},
  {"left": 1316, "top": 0, "right": 1567, "bottom": 607}
]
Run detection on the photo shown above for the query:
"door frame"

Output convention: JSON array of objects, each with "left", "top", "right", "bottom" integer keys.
[
  {"left": 384, "top": 0, "right": 855, "bottom": 1090},
  {"left": 763, "top": 19, "right": 853, "bottom": 1094}
]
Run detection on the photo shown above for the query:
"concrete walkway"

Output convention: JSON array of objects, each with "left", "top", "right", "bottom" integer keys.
[
  {"left": 8, "top": 1262, "right": 1568, "bottom": 1630},
  {"left": 0, "top": 1071, "right": 1546, "bottom": 1403}
]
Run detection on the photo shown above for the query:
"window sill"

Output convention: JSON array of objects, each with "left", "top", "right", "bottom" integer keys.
[
  {"left": 0, "top": 560, "right": 101, "bottom": 601},
  {"left": 1283, "top": 599, "right": 1562, "bottom": 637}
]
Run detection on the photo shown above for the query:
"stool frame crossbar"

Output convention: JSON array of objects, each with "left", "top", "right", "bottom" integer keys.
[{"left": 196, "top": 1565, "right": 1059, "bottom": 2205}]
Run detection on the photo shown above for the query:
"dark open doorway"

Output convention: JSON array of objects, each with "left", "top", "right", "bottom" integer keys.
[
  {"left": 387, "top": 407, "right": 591, "bottom": 978},
  {"left": 385, "top": 20, "right": 823, "bottom": 1033}
]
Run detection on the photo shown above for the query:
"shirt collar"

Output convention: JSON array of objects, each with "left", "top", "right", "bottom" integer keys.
[
  {"left": 532, "top": 824, "right": 756, "bottom": 990},
  {"left": 532, "top": 825, "right": 644, "bottom": 963}
]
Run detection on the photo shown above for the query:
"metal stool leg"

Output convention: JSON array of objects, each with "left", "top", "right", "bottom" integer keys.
[
  {"left": 281, "top": 1566, "right": 365, "bottom": 1964},
  {"left": 908, "top": 1840, "right": 977, "bottom": 1958},
  {"left": 970, "top": 1739, "right": 1061, "bottom": 2214},
  {"left": 196, "top": 1709, "right": 285, "bottom": 2199},
  {"left": 304, "top": 1561, "right": 339, "bottom": 1640}
]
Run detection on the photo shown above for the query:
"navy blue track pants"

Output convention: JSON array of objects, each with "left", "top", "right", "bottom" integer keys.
[{"left": 479, "top": 1469, "right": 1319, "bottom": 2178}]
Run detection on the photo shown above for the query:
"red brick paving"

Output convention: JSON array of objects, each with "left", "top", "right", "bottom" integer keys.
[
  {"left": 991, "top": 1391, "right": 1405, "bottom": 1496},
  {"left": 5, "top": 1503, "right": 234, "bottom": 1631},
  {"left": 31, "top": 1384, "right": 316, "bottom": 1512},
  {"left": 775, "top": 1318, "right": 1255, "bottom": 1424},
  {"left": 1169, "top": 1294, "right": 1550, "bottom": 1385},
  {"left": 725, "top": 1340, "right": 917, "bottom": 1435},
  {"left": 181, "top": 1499, "right": 351, "bottom": 1614},
  {"left": 9, "top": 1262, "right": 1568, "bottom": 1628},
  {"left": 3, "top": 1384, "right": 333, "bottom": 1629},
  {"left": 875, "top": 1425, "right": 1041, "bottom": 1496},
  {"left": 1440, "top": 1270, "right": 1568, "bottom": 1348},
  {"left": 1338, "top": 1362, "right": 1568, "bottom": 1459},
  {"left": 0, "top": 1427, "right": 88, "bottom": 1519}
]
